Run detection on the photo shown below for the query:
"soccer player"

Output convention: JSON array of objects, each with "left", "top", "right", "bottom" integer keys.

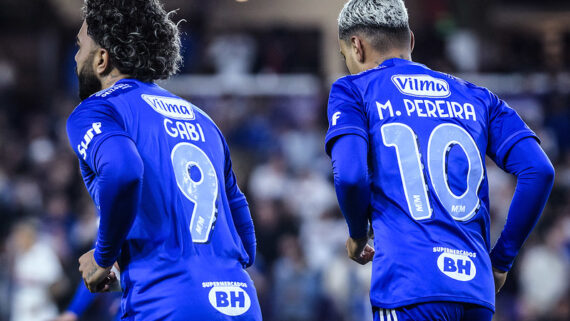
[
  {"left": 326, "top": 1, "right": 555, "bottom": 320},
  {"left": 66, "top": 0, "right": 261, "bottom": 320}
]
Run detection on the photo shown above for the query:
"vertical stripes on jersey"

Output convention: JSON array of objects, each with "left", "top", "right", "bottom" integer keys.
[{"left": 378, "top": 308, "right": 398, "bottom": 321}]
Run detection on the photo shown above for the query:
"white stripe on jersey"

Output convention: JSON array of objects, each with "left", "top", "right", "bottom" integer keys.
[
  {"left": 379, "top": 308, "right": 384, "bottom": 321},
  {"left": 391, "top": 309, "right": 398, "bottom": 321}
]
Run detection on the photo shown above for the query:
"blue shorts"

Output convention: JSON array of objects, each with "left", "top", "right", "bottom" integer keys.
[
  {"left": 373, "top": 302, "right": 493, "bottom": 321},
  {"left": 120, "top": 260, "right": 262, "bottom": 321}
]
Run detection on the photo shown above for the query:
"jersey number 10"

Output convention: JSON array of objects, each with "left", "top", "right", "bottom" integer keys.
[{"left": 381, "top": 123, "right": 484, "bottom": 221}]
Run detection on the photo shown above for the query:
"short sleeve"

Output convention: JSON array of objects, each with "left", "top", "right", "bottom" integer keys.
[
  {"left": 487, "top": 91, "right": 539, "bottom": 169},
  {"left": 66, "top": 99, "right": 130, "bottom": 173},
  {"left": 324, "top": 78, "right": 368, "bottom": 156}
]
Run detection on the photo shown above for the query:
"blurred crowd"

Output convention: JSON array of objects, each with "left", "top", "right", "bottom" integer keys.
[{"left": 0, "top": 1, "right": 569, "bottom": 321}]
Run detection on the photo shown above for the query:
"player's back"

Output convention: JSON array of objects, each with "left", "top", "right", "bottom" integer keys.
[
  {"left": 326, "top": 58, "right": 537, "bottom": 312},
  {"left": 69, "top": 79, "right": 260, "bottom": 320}
]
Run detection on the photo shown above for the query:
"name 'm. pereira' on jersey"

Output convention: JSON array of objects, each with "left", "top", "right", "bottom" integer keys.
[
  {"left": 66, "top": 79, "right": 260, "bottom": 320},
  {"left": 325, "top": 58, "right": 537, "bottom": 312}
]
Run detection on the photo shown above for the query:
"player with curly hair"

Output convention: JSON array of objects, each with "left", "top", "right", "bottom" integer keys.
[{"left": 65, "top": 1, "right": 262, "bottom": 320}]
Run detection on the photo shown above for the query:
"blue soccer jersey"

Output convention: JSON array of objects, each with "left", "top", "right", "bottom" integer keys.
[
  {"left": 325, "top": 58, "right": 537, "bottom": 311},
  {"left": 67, "top": 79, "right": 261, "bottom": 320}
]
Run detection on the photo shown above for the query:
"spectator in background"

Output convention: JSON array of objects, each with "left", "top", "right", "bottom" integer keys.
[
  {"left": 272, "top": 234, "right": 319, "bottom": 321},
  {"left": 8, "top": 219, "right": 63, "bottom": 321},
  {"left": 518, "top": 216, "right": 570, "bottom": 320}
]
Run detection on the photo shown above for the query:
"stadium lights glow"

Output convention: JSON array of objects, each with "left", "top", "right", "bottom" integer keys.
[{"left": 236, "top": 0, "right": 248, "bottom": 2}]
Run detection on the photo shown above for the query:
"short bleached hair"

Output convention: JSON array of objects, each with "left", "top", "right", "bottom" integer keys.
[{"left": 338, "top": 0, "right": 410, "bottom": 49}]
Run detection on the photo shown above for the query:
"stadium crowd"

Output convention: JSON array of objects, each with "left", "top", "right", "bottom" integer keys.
[{"left": 0, "top": 1, "right": 568, "bottom": 321}]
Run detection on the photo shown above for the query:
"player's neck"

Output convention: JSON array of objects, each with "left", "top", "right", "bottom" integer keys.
[
  {"left": 100, "top": 70, "right": 130, "bottom": 91},
  {"left": 362, "top": 50, "right": 411, "bottom": 73}
]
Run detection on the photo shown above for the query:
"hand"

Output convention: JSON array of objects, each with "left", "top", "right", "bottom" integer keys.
[
  {"left": 493, "top": 267, "right": 508, "bottom": 294},
  {"left": 78, "top": 249, "right": 113, "bottom": 293},
  {"left": 346, "top": 236, "right": 375, "bottom": 265},
  {"left": 51, "top": 311, "right": 78, "bottom": 321}
]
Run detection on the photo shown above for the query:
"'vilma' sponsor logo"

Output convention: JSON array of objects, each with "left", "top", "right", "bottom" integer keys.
[
  {"left": 142, "top": 94, "right": 195, "bottom": 120},
  {"left": 392, "top": 74, "right": 451, "bottom": 98}
]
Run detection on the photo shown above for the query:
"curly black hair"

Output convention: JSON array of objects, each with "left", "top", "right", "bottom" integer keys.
[{"left": 83, "top": 0, "right": 182, "bottom": 82}]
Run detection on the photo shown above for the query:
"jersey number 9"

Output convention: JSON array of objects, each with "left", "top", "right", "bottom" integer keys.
[{"left": 171, "top": 142, "right": 219, "bottom": 243}]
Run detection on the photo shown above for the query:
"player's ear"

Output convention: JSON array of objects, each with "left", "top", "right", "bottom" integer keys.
[
  {"left": 351, "top": 35, "right": 365, "bottom": 63},
  {"left": 94, "top": 48, "right": 112, "bottom": 76},
  {"left": 409, "top": 30, "right": 415, "bottom": 53}
]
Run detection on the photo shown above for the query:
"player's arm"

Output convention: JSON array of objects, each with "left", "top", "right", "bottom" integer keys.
[
  {"left": 67, "top": 101, "right": 143, "bottom": 292},
  {"left": 490, "top": 138, "right": 554, "bottom": 275},
  {"left": 223, "top": 139, "right": 256, "bottom": 268},
  {"left": 485, "top": 90, "right": 555, "bottom": 292},
  {"left": 54, "top": 282, "right": 96, "bottom": 321},
  {"left": 325, "top": 78, "right": 373, "bottom": 264},
  {"left": 330, "top": 134, "right": 375, "bottom": 264},
  {"left": 331, "top": 134, "right": 370, "bottom": 239},
  {"left": 90, "top": 135, "right": 143, "bottom": 267}
]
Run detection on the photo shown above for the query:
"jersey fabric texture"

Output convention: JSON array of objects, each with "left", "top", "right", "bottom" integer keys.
[
  {"left": 66, "top": 79, "right": 261, "bottom": 320},
  {"left": 325, "top": 58, "right": 537, "bottom": 311},
  {"left": 373, "top": 302, "right": 493, "bottom": 321}
]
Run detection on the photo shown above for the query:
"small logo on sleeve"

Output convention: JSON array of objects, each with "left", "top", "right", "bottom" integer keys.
[
  {"left": 77, "top": 122, "right": 102, "bottom": 160},
  {"left": 332, "top": 111, "right": 341, "bottom": 126},
  {"left": 392, "top": 74, "right": 450, "bottom": 98}
]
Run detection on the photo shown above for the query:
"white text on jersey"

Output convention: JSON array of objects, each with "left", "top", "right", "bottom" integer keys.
[
  {"left": 142, "top": 94, "right": 196, "bottom": 120},
  {"left": 377, "top": 100, "right": 477, "bottom": 122},
  {"left": 78, "top": 122, "right": 102, "bottom": 160},
  {"left": 164, "top": 119, "right": 206, "bottom": 142}
]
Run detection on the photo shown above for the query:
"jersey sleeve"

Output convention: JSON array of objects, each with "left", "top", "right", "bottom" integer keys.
[
  {"left": 223, "top": 138, "right": 247, "bottom": 210},
  {"left": 325, "top": 77, "right": 368, "bottom": 156},
  {"left": 66, "top": 99, "right": 130, "bottom": 173},
  {"left": 486, "top": 91, "right": 539, "bottom": 169},
  {"left": 222, "top": 137, "right": 256, "bottom": 267}
]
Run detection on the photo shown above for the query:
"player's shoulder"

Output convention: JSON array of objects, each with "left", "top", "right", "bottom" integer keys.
[
  {"left": 69, "top": 79, "right": 142, "bottom": 116},
  {"left": 435, "top": 70, "right": 491, "bottom": 96}
]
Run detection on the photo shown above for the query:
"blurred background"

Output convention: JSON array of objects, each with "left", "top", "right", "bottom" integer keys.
[{"left": 0, "top": 0, "right": 569, "bottom": 320}]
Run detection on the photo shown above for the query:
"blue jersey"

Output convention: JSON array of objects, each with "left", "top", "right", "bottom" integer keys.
[
  {"left": 67, "top": 79, "right": 261, "bottom": 320},
  {"left": 325, "top": 58, "right": 537, "bottom": 311}
]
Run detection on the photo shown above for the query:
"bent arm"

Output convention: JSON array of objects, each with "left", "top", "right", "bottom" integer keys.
[
  {"left": 331, "top": 134, "right": 371, "bottom": 239},
  {"left": 93, "top": 136, "right": 144, "bottom": 267},
  {"left": 224, "top": 142, "right": 256, "bottom": 267},
  {"left": 490, "top": 137, "right": 554, "bottom": 271}
]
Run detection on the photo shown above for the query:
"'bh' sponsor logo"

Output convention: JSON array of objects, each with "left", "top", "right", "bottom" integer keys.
[
  {"left": 392, "top": 74, "right": 451, "bottom": 98},
  {"left": 141, "top": 94, "right": 195, "bottom": 120},
  {"left": 208, "top": 286, "right": 251, "bottom": 316},
  {"left": 437, "top": 253, "right": 476, "bottom": 281}
]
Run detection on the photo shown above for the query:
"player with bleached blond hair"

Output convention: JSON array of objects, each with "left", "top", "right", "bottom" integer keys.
[{"left": 327, "top": 1, "right": 554, "bottom": 320}]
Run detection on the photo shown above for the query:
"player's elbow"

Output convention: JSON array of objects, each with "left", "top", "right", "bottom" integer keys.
[
  {"left": 536, "top": 159, "right": 555, "bottom": 188},
  {"left": 108, "top": 153, "right": 144, "bottom": 189},
  {"left": 121, "top": 157, "right": 144, "bottom": 188},
  {"left": 335, "top": 170, "right": 368, "bottom": 192}
]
